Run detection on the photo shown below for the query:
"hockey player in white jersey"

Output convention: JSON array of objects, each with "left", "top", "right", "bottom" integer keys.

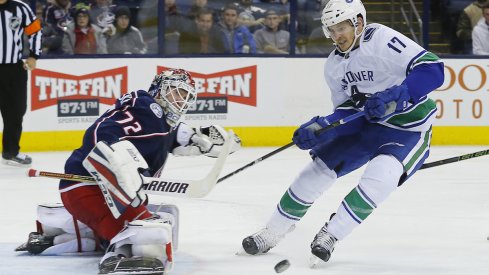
[{"left": 242, "top": 0, "right": 444, "bottom": 266}]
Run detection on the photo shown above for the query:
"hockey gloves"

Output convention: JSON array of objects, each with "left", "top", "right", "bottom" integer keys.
[
  {"left": 293, "top": 116, "right": 337, "bottom": 150},
  {"left": 364, "top": 84, "right": 410, "bottom": 122},
  {"left": 173, "top": 124, "right": 241, "bottom": 158}
]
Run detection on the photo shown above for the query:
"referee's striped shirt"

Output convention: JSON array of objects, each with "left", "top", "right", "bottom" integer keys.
[{"left": 0, "top": 0, "right": 42, "bottom": 64}]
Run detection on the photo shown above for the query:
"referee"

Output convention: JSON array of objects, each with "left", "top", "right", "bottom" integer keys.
[{"left": 0, "top": 0, "right": 41, "bottom": 166}]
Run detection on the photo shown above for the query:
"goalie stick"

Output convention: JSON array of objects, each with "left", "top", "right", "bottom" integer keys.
[{"left": 27, "top": 130, "right": 234, "bottom": 198}]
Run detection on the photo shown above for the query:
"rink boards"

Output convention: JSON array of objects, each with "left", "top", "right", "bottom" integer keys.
[{"left": 0, "top": 57, "right": 488, "bottom": 151}]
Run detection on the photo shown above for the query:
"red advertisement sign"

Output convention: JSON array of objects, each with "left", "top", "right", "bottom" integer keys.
[
  {"left": 157, "top": 66, "right": 257, "bottom": 107},
  {"left": 31, "top": 67, "right": 128, "bottom": 111}
]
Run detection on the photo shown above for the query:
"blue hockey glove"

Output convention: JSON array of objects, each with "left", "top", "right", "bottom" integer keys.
[
  {"left": 364, "top": 84, "right": 410, "bottom": 122},
  {"left": 292, "top": 116, "right": 337, "bottom": 150}
]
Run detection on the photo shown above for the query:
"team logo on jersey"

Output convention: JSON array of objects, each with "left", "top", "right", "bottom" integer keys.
[
  {"left": 9, "top": 17, "right": 21, "bottom": 30},
  {"left": 150, "top": 103, "right": 163, "bottom": 118},
  {"left": 363, "top": 26, "right": 378, "bottom": 42}
]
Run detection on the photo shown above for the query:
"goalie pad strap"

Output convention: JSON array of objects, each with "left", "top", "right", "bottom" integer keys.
[{"left": 73, "top": 216, "right": 82, "bottom": 252}]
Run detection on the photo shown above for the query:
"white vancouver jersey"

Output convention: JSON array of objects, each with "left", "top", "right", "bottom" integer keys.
[{"left": 324, "top": 23, "right": 441, "bottom": 132}]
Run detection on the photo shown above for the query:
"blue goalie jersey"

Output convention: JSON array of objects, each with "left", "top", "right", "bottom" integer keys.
[{"left": 61, "top": 90, "right": 177, "bottom": 189}]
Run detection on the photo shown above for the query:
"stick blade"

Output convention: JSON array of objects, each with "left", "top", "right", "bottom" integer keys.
[{"left": 186, "top": 130, "right": 234, "bottom": 197}]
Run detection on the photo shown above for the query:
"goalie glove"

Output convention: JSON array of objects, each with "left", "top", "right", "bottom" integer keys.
[
  {"left": 173, "top": 124, "right": 241, "bottom": 158},
  {"left": 83, "top": 140, "right": 149, "bottom": 218}
]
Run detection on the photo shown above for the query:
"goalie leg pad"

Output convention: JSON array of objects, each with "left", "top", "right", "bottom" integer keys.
[
  {"left": 104, "top": 218, "right": 174, "bottom": 271},
  {"left": 82, "top": 140, "right": 149, "bottom": 218},
  {"left": 37, "top": 203, "right": 93, "bottom": 236},
  {"left": 16, "top": 203, "right": 99, "bottom": 255},
  {"left": 147, "top": 204, "right": 179, "bottom": 250}
]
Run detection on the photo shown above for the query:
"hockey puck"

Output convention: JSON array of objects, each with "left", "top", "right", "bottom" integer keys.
[{"left": 274, "top": 259, "right": 290, "bottom": 273}]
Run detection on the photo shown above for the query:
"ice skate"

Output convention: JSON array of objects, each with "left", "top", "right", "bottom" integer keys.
[
  {"left": 242, "top": 225, "right": 294, "bottom": 255},
  {"left": 309, "top": 222, "right": 337, "bottom": 268},
  {"left": 99, "top": 255, "right": 165, "bottom": 275},
  {"left": 2, "top": 153, "right": 32, "bottom": 166},
  {"left": 15, "top": 232, "right": 54, "bottom": 254}
]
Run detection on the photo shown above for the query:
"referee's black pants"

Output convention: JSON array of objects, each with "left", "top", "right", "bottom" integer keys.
[{"left": 0, "top": 62, "right": 27, "bottom": 159}]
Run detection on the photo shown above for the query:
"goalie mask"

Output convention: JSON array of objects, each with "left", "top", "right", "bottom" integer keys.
[
  {"left": 148, "top": 69, "right": 197, "bottom": 126},
  {"left": 321, "top": 0, "right": 367, "bottom": 54}
]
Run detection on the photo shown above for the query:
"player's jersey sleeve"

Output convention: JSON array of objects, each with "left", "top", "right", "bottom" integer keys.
[{"left": 362, "top": 25, "right": 441, "bottom": 131}]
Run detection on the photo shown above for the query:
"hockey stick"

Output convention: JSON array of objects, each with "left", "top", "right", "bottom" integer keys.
[
  {"left": 419, "top": 148, "right": 489, "bottom": 170},
  {"left": 27, "top": 130, "right": 234, "bottom": 198},
  {"left": 217, "top": 111, "right": 366, "bottom": 183}
]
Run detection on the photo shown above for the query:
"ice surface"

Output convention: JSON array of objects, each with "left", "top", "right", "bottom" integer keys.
[{"left": 1, "top": 146, "right": 489, "bottom": 274}]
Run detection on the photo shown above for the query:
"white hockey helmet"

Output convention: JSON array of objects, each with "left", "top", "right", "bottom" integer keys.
[
  {"left": 321, "top": 0, "right": 367, "bottom": 53},
  {"left": 148, "top": 69, "right": 197, "bottom": 126}
]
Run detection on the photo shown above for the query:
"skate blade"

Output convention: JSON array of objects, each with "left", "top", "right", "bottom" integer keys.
[
  {"left": 235, "top": 247, "right": 248, "bottom": 256},
  {"left": 14, "top": 242, "right": 28, "bottom": 252},
  {"left": 1, "top": 159, "right": 31, "bottom": 167},
  {"left": 309, "top": 254, "right": 323, "bottom": 269}
]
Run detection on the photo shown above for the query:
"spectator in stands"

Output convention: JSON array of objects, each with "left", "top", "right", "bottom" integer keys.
[
  {"left": 137, "top": 0, "right": 158, "bottom": 53},
  {"left": 304, "top": 0, "right": 335, "bottom": 55},
  {"left": 456, "top": 0, "right": 488, "bottom": 54},
  {"left": 62, "top": 4, "right": 107, "bottom": 54},
  {"left": 179, "top": 8, "right": 226, "bottom": 54},
  {"left": 164, "top": 0, "right": 191, "bottom": 54},
  {"left": 89, "top": 0, "right": 117, "bottom": 37},
  {"left": 187, "top": 0, "right": 208, "bottom": 20},
  {"left": 43, "top": 0, "right": 73, "bottom": 54},
  {"left": 218, "top": 4, "right": 257, "bottom": 54},
  {"left": 253, "top": 9, "right": 290, "bottom": 53},
  {"left": 106, "top": 6, "right": 146, "bottom": 54},
  {"left": 472, "top": 2, "right": 489, "bottom": 54},
  {"left": 137, "top": 0, "right": 190, "bottom": 54},
  {"left": 297, "top": 0, "right": 324, "bottom": 54},
  {"left": 238, "top": 0, "right": 266, "bottom": 33},
  {"left": 35, "top": 2, "right": 62, "bottom": 55},
  {"left": 43, "top": 0, "right": 72, "bottom": 31},
  {"left": 437, "top": 0, "right": 471, "bottom": 53}
]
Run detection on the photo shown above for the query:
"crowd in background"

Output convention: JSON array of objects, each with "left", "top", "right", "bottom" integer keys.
[
  {"left": 20, "top": 0, "right": 489, "bottom": 56},
  {"left": 434, "top": 0, "right": 489, "bottom": 55},
  {"left": 21, "top": 0, "right": 333, "bottom": 56}
]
